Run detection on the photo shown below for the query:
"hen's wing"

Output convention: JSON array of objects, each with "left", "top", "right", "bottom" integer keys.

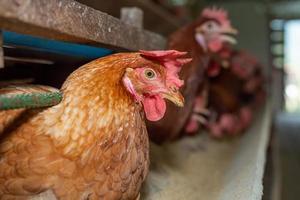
[
  {"left": 0, "top": 125, "right": 79, "bottom": 198},
  {"left": 0, "top": 100, "right": 148, "bottom": 199}
]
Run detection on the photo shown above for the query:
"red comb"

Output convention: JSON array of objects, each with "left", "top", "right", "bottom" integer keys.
[
  {"left": 140, "top": 50, "right": 192, "bottom": 87},
  {"left": 201, "top": 7, "right": 231, "bottom": 27}
]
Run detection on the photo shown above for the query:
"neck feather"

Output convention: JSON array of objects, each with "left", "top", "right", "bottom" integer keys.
[{"left": 38, "top": 55, "right": 142, "bottom": 157}]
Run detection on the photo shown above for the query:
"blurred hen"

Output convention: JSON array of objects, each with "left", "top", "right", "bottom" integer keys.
[
  {"left": 207, "top": 49, "right": 265, "bottom": 137},
  {"left": 193, "top": 46, "right": 265, "bottom": 138},
  {"left": 148, "top": 7, "right": 237, "bottom": 143}
]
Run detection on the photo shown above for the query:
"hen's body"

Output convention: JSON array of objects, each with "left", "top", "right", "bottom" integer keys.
[
  {"left": 0, "top": 54, "right": 149, "bottom": 199},
  {"left": 209, "top": 69, "right": 242, "bottom": 113},
  {"left": 205, "top": 49, "right": 265, "bottom": 137}
]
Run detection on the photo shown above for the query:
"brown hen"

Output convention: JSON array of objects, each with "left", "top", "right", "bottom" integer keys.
[
  {"left": 0, "top": 50, "right": 188, "bottom": 199},
  {"left": 148, "top": 7, "right": 237, "bottom": 142},
  {"left": 207, "top": 49, "right": 265, "bottom": 137}
]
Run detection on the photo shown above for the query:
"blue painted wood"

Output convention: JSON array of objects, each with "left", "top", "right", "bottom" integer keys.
[{"left": 2, "top": 30, "right": 113, "bottom": 59}]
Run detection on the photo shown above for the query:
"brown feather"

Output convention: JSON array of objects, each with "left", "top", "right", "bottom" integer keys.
[{"left": 0, "top": 53, "right": 153, "bottom": 199}]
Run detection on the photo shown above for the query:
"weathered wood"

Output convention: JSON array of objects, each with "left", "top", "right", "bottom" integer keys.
[
  {"left": 77, "top": 0, "right": 183, "bottom": 36},
  {"left": 121, "top": 7, "right": 143, "bottom": 29},
  {"left": 0, "top": 0, "right": 166, "bottom": 51},
  {"left": 0, "top": 30, "right": 4, "bottom": 68}
]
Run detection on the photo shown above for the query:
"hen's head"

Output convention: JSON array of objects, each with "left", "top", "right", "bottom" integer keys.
[
  {"left": 123, "top": 50, "right": 191, "bottom": 121},
  {"left": 195, "top": 7, "right": 238, "bottom": 53}
]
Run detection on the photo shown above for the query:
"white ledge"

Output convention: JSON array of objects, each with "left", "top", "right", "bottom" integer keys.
[{"left": 142, "top": 105, "right": 271, "bottom": 200}]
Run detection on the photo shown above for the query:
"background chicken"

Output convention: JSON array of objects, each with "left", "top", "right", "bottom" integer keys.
[
  {"left": 205, "top": 48, "right": 265, "bottom": 138},
  {"left": 207, "top": 50, "right": 264, "bottom": 137},
  {"left": 147, "top": 7, "right": 238, "bottom": 143},
  {"left": 0, "top": 50, "right": 188, "bottom": 199},
  {"left": 184, "top": 44, "right": 232, "bottom": 135}
]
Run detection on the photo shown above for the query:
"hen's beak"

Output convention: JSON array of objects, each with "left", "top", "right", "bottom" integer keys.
[
  {"left": 220, "top": 27, "right": 238, "bottom": 44},
  {"left": 162, "top": 87, "right": 184, "bottom": 107},
  {"left": 222, "top": 27, "right": 238, "bottom": 35}
]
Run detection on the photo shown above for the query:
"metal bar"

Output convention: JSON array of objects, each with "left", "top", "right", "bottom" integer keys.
[
  {"left": 0, "top": 0, "right": 166, "bottom": 51},
  {"left": 0, "top": 30, "right": 4, "bottom": 68},
  {"left": 4, "top": 56, "right": 54, "bottom": 65},
  {"left": 2, "top": 31, "right": 113, "bottom": 59}
]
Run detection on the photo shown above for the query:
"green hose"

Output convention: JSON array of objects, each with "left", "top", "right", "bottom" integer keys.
[{"left": 0, "top": 85, "right": 62, "bottom": 110}]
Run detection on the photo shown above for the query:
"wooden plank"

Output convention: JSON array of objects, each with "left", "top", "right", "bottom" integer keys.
[
  {"left": 0, "top": 0, "right": 166, "bottom": 51},
  {"left": 76, "top": 0, "right": 183, "bottom": 36},
  {"left": 121, "top": 7, "right": 144, "bottom": 29},
  {"left": 142, "top": 105, "right": 271, "bottom": 200}
]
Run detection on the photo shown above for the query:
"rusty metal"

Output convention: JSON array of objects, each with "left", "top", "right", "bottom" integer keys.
[{"left": 0, "top": 0, "right": 166, "bottom": 51}]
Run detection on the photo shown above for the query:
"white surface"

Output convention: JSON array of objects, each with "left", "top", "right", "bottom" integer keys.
[{"left": 142, "top": 105, "right": 271, "bottom": 200}]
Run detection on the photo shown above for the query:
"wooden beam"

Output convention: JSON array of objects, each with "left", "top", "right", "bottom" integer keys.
[
  {"left": 0, "top": 0, "right": 166, "bottom": 51},
  {"left": 76, "top": 0, "right": 183, "bottom": 36},
  {"left": 121, "top": 7, "right": 144, "bottom": 29}
]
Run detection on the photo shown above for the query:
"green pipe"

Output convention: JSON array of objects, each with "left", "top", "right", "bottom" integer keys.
[{"left": 0, "top": 86, "right": 62, "bottom": 110}]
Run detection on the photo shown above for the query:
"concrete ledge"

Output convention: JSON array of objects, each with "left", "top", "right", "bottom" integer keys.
[{"left": 142, "top": 105, "right": 271, "bottom": 200}]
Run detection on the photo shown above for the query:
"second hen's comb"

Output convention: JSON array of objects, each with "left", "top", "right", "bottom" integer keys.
[
  {"left": 201, "top": 7, "right": 230, "bottom": 26},
  {"left": 140, "top": 50, "right": 192, "bottom": 87}
]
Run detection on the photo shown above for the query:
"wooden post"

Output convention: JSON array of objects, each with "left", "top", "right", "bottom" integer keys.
[
  {"left": 0, "top": 30, "right": 4, "bottom": 68},
  {"left": 121, "top": 7, "right": 144, "bottom": 29}
]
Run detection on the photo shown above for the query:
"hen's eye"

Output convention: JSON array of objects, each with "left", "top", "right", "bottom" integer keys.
[
  {"left": 205, "top": 21, "right": 217, "bottom": 31},
  {"left": 207, "top": 22, "right": 213, "bottom": 29},
  {"left": 144, "top": 69, "right": 156, "bottom": 79}
]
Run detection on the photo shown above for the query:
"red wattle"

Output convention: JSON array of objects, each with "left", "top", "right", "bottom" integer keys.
[
  {"left": 208, "top": 39, "right": 222, "bottom": 53},
  {"left": 142, "top": 95, "right": 166, "bottom": 121}
]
